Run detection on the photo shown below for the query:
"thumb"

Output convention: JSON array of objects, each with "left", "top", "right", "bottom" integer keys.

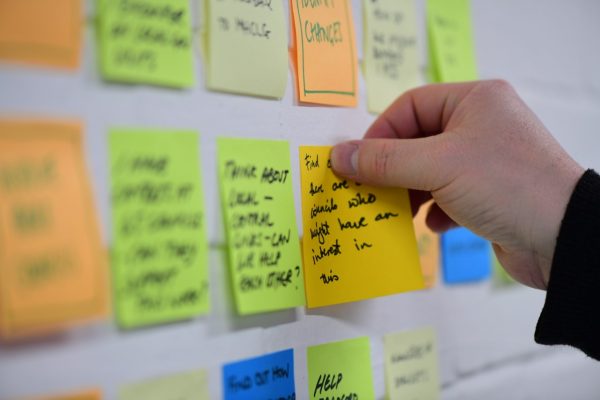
[{"left": 330, "top": 136, "right": 456, "bottom": 191}]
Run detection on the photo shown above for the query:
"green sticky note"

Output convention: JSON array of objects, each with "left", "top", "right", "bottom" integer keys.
[
  {"left": 217, "top": 138, "right": 305, "bottom": 314},
  {"left": 307, "top": 337, "right": 375, "bottom": 400},
  {"left": 109, "top": 129, "right": 209, "bottom": 328},
  {"left": 492, "top": 253, "right": 515, "bottom": 288},
  {"left": 384, "top": 328, "right": 440, "bottom": 400},
  {"left": 203, "top": 0, "right": 288, "bottom": 98},
  {"left": 363, "top": 0, "right": 422, "bottom": 114},
  {"left": 98, "top": 0, "right": 194, "bottom": 88},
  {"left": 426, "top": 0, "right": 477, "bottom": 82},
  {"left": 119, "top": 369, "right": 209, "bottom": 400}
]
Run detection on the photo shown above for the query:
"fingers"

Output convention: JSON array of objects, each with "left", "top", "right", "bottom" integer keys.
[
  {"left": 330, "top": 135, "right": 457, "bottom": 191},
  {"left": 364, "top": 81, "right": 480, "bottom": 140}
]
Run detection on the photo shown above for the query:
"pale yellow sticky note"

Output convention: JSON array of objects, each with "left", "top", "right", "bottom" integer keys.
[
  {"left": 384, "top": 328, "right": 440, "bottom": 400},
  {"left": 427, "top": 0, "right": 477, "bottom": 82},
  {"left": 204, "top": 0, "right": 288, "bottom": 98},
  {"left": 0, "top": 0, "right": 81, "bottom": 69},
  {"left": 0, "top": 120, "right": 109, "bottom": 340},
  {"left": 414, "top": 202, "right": 439, "bottom": 288},
  {"left": 290, "top": 0, "right": 358, "bottom": 106},
  {"left": 363, "top": 0, "right": 422, "bottom": 114},
  {"left": 299, "top": 146, "right": 424, "bottom": 308},
  {"left": 119, "top": 369, "right": 209, "bottom": 400},
  {"left": 28, "top": 388, "right": 102, "bottom": 400}
]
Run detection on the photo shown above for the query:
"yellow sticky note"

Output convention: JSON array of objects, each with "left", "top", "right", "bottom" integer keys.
[
  {"left": 363, "top": 0, "right": 422, "bottom": 114},
  {"left": 414, "top": 202, "right": 439, "bottom": 288},
  {"left": 290, "top": 0, "right": 358, "bottom": 107},
  {"left": 427, "top": 0, "right": 477, "bottom": 82},
  {"left": 384, "top": 328, "right": 440, "bottom": 400},
  {"left": 0, "top": 120, "right": 108, "bottom": 341},
  {"left": 217, "top": 138, "right": 305, "bottom": 314},
  {"left": 0, "top": 0, "right": 81, "bottom": 69},
  {"left": 28, "top": 389, "right": 102, "bottom": 400},
  {"left": 203, "top": 0, "right": 288, "bottom": 98},
  {"left": 299, "top": 146, "right": 424, "bottom": 308},
  {"left": 119, "top": 369, "right": 209, "bottom": 400}
]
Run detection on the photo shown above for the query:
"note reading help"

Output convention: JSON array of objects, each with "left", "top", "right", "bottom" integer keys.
[
  {"left": 299, "top": 146, "right": 424, "bottom": 308},
  {"left": 290, "top": 0, "right": 358, "bottom": 106},
  {"left": 0, "top": 0, "right": 81, "bottom": 69},
  {"left": 218, "top": 138, "right": 305, "bottom": 314},
  {"left": 363, "top": 0, "right": 422, "bottom": 114},
  {"left": 384, "top": 328, "right": 441, "bottom": 400},
  {"left": 98, "top": 0, "right": 194, "bottom": 87},
  {"left": 109, "top": 129, "right": 209, "bottom": 328},
  {"left": 426, "top": 0, "right": 477, "bottom": 82},
  {"left": 0, "top": 120, "right": 108, "bottom": 340},
  {"left": 307, "top": 336, "right": 375, "bottom": 400},
  {"left": 203, "top": 0, "right": 288, "bottom": 98},
  {"left": 119, "top": 369, "right": 209, "bottom": 400},
  {"left": 223, "top": 349, "right": 295, "bottom": 400}
]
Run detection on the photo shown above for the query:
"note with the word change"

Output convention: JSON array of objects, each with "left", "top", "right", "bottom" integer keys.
[
  {"left": 218, "top": 138, "right": 305, "bottom": 314},
  {"left": 384, "top": 328, "right": 440, "bottom": 400},
  {"left": 299, "top": 146, "right": 424, "bottom": 308},
  {"left": 441, "top": 227, "right": 491, "bottom": 283},
  {"left": 109, "top": 130, "right": 209, "bottom": 328},
  {"left": 0, "top": 0, "right": 81, "bottom": 69},
  {"left": 0, "top": 120, "right": 108, "bottom": 340},
  {"left": 308, "top": 337, "right": 375, "bottom": 400},
  {"left": 223, "top": 349, "right": 295, "bottom": 400},
  {"left": 119, "top": 369, "right": 209, "bottom": 400},
  {"left": 363, "top": 0, "right": 422, "bottom": 114},
  {"left": 290, "top": 0, "right": 358, "bottom": 106},
  {"left": 204, "top": 0, "right": 288, "bottom": 98},
  {"left": 427, "top": 0, "right": 477, "bottom": 82},
  {"left": 98, "top": 0, "right": 194, "bottom": 87},
  {"left": 414, "top": 201, "right": 439, "bottom": 288}
]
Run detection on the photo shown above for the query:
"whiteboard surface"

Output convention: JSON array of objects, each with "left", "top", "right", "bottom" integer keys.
[{"left": 1, "top": 0, "right": 600, "bottom": 398}]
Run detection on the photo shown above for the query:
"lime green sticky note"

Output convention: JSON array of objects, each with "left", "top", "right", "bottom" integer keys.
[
  {"left": 119, "top": 369, "right": 209, "bottom": 400},
  {"left": 203, "top": 0, "right": 288, "bottom": 98},
  {"left": 109, "top": 129, "right": 209, "bottom": 328},
  {"left": 98, "top": 0, "right": 194, "bottom": 88},
  {"left": 492, "top": 253, "right": 515, "bottom": 288},
  {"left": 217, "top": 138, "right": 305, "bottom": 314},
  {"left": 384, "top": 328, "right": 440, "bottom": 400},
  {"left": 426, "top": 0, "right": 477, "bottom": 82},
  {"left": 307, "top": 337, "right": 375, "bottom": 400},
  {"left": 363, "top": 0, "right": 422, "bottom": 114}
]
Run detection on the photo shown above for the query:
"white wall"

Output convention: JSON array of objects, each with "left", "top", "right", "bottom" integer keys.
[{"left": 1, "top": 0, "right": 599, "bottom": 399}]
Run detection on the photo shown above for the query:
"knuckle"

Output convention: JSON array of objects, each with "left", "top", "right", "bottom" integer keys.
[
  {"left": 484, "top": 79, "right": 515, "bottom": 96},
  {"left": 373, "top": 142, "right": 394, "bottom": 179}
]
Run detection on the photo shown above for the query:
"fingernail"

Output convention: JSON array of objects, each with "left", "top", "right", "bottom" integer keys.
[{"left": 331, "top": 142, "right": 358, "bottom": 176}]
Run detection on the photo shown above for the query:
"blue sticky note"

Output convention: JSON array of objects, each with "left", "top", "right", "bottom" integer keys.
[
  {"left": 223, "top": 349, "right": 295, "bottom": 400},
  {"left": 441, "top": 227, "right": 491, "bottom": 283}
]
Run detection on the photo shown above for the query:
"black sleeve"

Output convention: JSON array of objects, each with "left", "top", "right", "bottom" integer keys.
[{"left": 535, "top": 169, "right": 600, "bottom": 360}]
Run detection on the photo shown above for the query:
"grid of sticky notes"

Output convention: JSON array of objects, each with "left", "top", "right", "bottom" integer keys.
[
  {"left": 0, "top": 120, "right": 108, "bottom": 340},
  {"left": 0, "top": 0, "right": 478, "bottom": 110},
  {"left": 217, "top": 138, "right": 305, "bottom": 314},
  {"left": 109, "top": 129, "right": 209, "bottom": 328},
  {"left": 299, "top": 146, "right": 424, "bottom": 308}
]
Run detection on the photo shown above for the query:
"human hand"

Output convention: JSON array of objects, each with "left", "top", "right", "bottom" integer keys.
[{"left": 331, "top": 80, "right": 584, "bottom": 290}]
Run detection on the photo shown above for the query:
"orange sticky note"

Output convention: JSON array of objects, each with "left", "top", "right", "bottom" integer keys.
[
  {"left": 0, "top": 120, "right": 108, "bottom": 340},
  {"left": 290, "top": 0, "right": 358, "bottom": 107},
  {"left": 0, "top": 0, "right": 82, "bottom": 69},
  {"left": 29, "top": 389, "right": 102, "bottom": 400},
  {"left": 414, "top": 201, "right": 439, "bottom": 288}
]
